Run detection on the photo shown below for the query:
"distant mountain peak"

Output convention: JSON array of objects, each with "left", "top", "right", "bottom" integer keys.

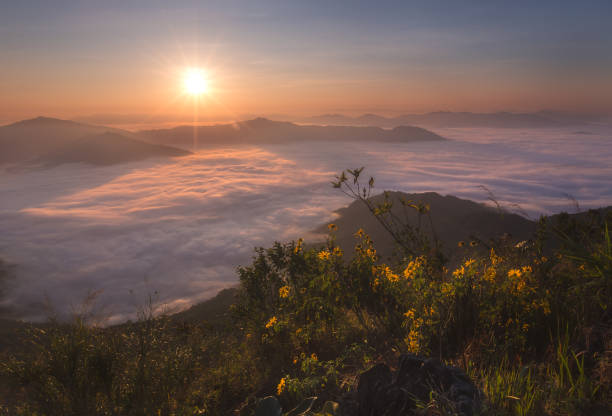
[
  {"left": 301, "top": 110, "right": 608, "bottom": 128},
  {"left": 6, "top": 116, "right": 80, "bottom": 128},
  {"left": 241, "top": 117, "right": 293, "bottom": 128},
  {"left": 249, "top": 117, "right": 272, "bottom": 123}
]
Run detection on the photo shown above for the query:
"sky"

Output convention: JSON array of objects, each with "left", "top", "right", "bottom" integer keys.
[{"left": 1, "top": 0, "right": 612, "bottom": 124}]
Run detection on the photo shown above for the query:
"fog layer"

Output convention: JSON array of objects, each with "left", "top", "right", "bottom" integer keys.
[{"left": 0, "top": 127, "right": 610, "bottom": 322}]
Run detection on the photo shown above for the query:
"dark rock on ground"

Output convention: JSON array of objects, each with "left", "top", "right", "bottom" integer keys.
[{"left": 339, "top": 354, "right": 482, "bottom": 416}]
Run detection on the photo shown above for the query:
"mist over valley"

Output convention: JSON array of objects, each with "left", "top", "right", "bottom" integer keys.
[{"left": 0, "top": 119, "right": 610, "bottom": 323}]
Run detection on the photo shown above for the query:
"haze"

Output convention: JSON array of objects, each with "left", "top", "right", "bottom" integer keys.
[{"left": 1, "top": 125, "right": 611, "bottom": 322}]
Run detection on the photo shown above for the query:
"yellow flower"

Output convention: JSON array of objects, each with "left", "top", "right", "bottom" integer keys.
[
  {"left": 318, "top": 250, "right": 331, "bottom": 261},
  {"left": 521, "top": 265, "right": 532, "bottom": 274},
  {"left": 293, "top": 357, "right": 298, "bottom": 364},
  {"left": 372, "top": 277, "right": 381, "bottom": 289},
  {"left": 490, "top": 248, "right": 502, "bottom": 266},
  {"left": 458, "top": 241, "right": 465, "bottom": 247},
  {"left": 507, "top": 268, "right": 522, "bottom": 279},
  {"left": 277, "top": 377, "right": 286, "bottom": 395},
  {"left": 278, "top": 285, "right": 290, "bottom": 298},
  {"left": 404, "top": 309, "right": 415, "bottom": 320},
  {"left": 406, "top": 329, "right": 420, "bottom": 352},
  {"left": 265, "top": 316, "right": 278, "bottom": 329},
  {"left": 328, "top": 223, "right": 338, "bottom": 231},
  {"left": 310, "top": 353, "right": 318, "bottom": 361},
  {"left": 332, "top": 246, "right": 343, "bottom": 256},
  {"left": 469, "top": 240, "right": 478, "bottom": 247},
  {"left": 294, "top": 238, "right": 303, "bottom": 254},
  {"left": 383, "top": 265, "right": 399, "bottom": 282},
  {"left": 365, "top": 247, "right": 377, "bottom": 261},
  {"left": 452, "top": 258, "right": 474, "bottom": 278},
  {"left": 484, "top": 266, "right": 496, "bottom": 282},
  {"left": 354, "top": 228, "right": 365, "bottom": 238},
  {"left": 453, "top": 266, "right": 465, "bottom": 278},
  {"left": 403, "top": 256, "right": 425, "bottom": 280}
]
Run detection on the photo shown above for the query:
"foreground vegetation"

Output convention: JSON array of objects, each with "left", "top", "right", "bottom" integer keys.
[{"left": 1, "top": 170, "right": 610, "bottom": 415}]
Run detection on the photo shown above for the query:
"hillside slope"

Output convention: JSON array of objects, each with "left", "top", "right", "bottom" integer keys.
[
  {"left": 0, "top": 117, "right": 190, "bottom": 167},
  {"left": 35, "top": 132, "right": 190, "bottom": 167},
  {"left": 316, "top": 191, "right": 536, "bottom": 262}
]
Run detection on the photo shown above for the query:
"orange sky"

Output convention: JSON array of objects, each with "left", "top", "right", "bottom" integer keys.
[{"left": 1, "top": 1, "right": 611, "bottom": 125}]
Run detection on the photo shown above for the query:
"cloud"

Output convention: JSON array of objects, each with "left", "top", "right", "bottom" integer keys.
[{"left": 0, "top": 127, "right": 610, "bottom": 323}]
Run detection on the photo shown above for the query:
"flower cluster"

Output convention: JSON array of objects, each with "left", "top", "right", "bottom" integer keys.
[
  {"left": 403, "top": 256, "right": 426, "bottom": 280},
  {"left": 265, "top": 316, "right": 278, "bottom": 329},
  {"left": 279, "top": 285, "right": 291, "bottom": 298}
]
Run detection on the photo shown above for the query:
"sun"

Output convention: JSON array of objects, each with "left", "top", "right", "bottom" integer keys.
[{"left": 183, "top": 68, "right": 209, "bottom": 95}]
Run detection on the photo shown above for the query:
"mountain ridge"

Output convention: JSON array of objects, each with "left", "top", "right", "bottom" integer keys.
[
  {"left": 0, "top": 117, "right": 190, "bottom": 167},
  {"left": 303, "top": 111, "right": 610, "bottom": 128},
  {"left": 139, "top": 117, "right": 446, "bottom": 149}
]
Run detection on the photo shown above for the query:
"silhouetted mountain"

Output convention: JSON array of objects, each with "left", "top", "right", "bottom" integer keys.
[
  {"left": 138, "top": 118, "right": 445, "bottom": 149},
  {"left": 304, "top": 111, "right": 609, "bottom": 128},
  {"left": 316, "top": 191, "right": 537, "bottom": 262},
  {"left": 8, "top": 116, "right": 85, "bottom": 128},
  {"left": 0, "top": 117, "right": 189, "bottom": 167},
  {"left": 316, "top": 191, "right": 612, "bottom": 264},
  {"left": 34, "top": 132, "right": 190, "bottom": 167},
  {"left": 355, "top": 113, "right": 391, "bottom": 125},
  {"left": 0, "top": 117, "right": 126, "bottom": 164}
]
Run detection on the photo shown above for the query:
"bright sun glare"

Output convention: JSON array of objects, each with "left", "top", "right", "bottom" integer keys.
[{"left": 183, "top": 68, "right": 208, "bottom": 95}]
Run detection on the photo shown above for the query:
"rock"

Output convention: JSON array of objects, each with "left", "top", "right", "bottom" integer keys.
[{"left": 339, "top": 354, "right": 482, "bottom": 416}]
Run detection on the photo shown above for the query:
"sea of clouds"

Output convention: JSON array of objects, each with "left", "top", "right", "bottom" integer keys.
[{"left": 0, "top": 126, "right": 610, "bottom": 323}]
